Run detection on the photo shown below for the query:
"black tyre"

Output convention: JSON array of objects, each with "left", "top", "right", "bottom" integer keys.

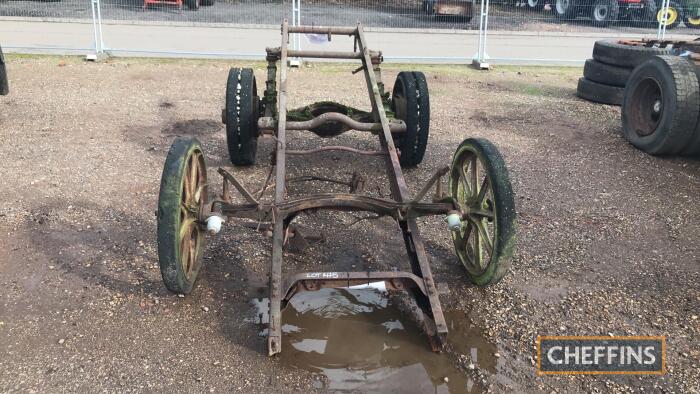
[
  {"left": 583, "top": 58, "right": 632, "bottom": 87},
  {"left": 622, "top": 56, "right": 699, "bottom": 155},
  {"left": 391, "top": 71, "right": 430, "bottom": 168},
  {"left": 0, "top": 45, "right": 7, "bottom": 96},
  {"left": 201, "top": 0, "right": 215, "bottom": 5},
  {"left": 555, "top": 0, "right": 578, "bottom": 19},
  {"left": 225, "top": 68, "right": 260, "bottom": 166},
  {"left": 449, "top": 138, "right": 516, "bottom": 286},
  {"left": 185, "top": 0, "right": 199, "bottom": 10},
  {"left": 577, "top": 77, "right": 624, "bottom": 106},
  {"left": 656, "top": 0, "right": 683, "bottom": 28},
  {"left": 592, "top": 40, "right": 671, "bottom": 68},
  {"left": 627, "top": 0, "right": 658, "bottom": 28},
  {"left": 422, "top": 0, "right": 435, "bottom": 13},
  {"left": 591, "top": 0, "right": 620, "bottom": 26},
  {"left": 157, "top": 137, "right": 208, "bottom": 294}
]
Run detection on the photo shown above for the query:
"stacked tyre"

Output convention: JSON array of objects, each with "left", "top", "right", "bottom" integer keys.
[
  {"left": 577, "top": 40, "right": 671, "bottom": 106},
  {"left": 0, "top": 44, "right": 8, "bottom": 96},
  {"left": 621, "top": 55, "right": 700, "bottom": 156}
]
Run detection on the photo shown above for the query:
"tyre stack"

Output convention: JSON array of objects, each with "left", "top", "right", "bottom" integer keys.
[
  {"left": 622, "top": 55, "right": 700, "bottom": 156},
  {"left": 577, "top": 40, "right": 672, "bottom": 106},
  {"left": 0, "top": 44, "right": 8, "bottom": 96}
]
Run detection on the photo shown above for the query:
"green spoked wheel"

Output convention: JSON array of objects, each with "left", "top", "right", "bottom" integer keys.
[
  {"left": 449, "top": 138, "right": 516, "bottom": 286},
  {"left": 157, "top": 137, "right": 208, "bottom": 294}
]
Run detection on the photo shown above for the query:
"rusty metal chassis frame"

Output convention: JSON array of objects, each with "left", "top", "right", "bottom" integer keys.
[
  {"left": 620, "top": 38, "right": 700, "bottom": 66},
  {"left": 215, "top": 20, "right": 455, "bottom": 356}
]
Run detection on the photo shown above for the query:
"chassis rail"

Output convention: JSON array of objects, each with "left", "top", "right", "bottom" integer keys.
[{"left": 219, "top": 20, "right": 450, "bottom": 355}]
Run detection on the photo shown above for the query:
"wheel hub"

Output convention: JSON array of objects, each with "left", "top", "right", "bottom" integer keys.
[
  {"left": 557, "top": 0, "right": 569, "bottom": 13},
  {"left": 629, "top": 78, "right": 663, "bottom": 137},
  {"left": 595, "top": 6, "right": 608, "bottom": 19}
]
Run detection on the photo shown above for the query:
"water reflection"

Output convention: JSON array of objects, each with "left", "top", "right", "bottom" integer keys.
[{"left": 274, "top": 288, "right": 496, "bottom": 393}]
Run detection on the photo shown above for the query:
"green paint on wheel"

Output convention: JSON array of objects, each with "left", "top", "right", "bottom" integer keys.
[
  {"left": 157, "top": 137, "right": 208, "bottom": 294},
  {"left": 449, "top": 138, "right": 516, "bottom": 286}
]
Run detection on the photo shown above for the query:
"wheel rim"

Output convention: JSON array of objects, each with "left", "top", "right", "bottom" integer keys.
[
  {"left": 628, "top": 77, "right": 663, "bottom": 137},
  {"left": 557, "top": 0, "right": 569, "bottom": 14},
  {"left": 392, "top": 77, "right": 408, "bottom": 145},
  {"left": 688, "top": 16, "right": 700, "bottom": 25},
  {"left": 449, "top": 147, "right": 497, "bottom": 276},
  {"left": 528, "top": 0, "right": 538, "bottom": 8},
  {"left": 594, "top": 4, "right": 609, "bottom": 20},
  {"left": 178, "top": 150, "right": 206, "bottom": 280},
  {"left": 392, "top": 78, "right": 407, "bottom": 121},
  {"left": 657, "top": 7, "right": 678, "bottom": 25}
]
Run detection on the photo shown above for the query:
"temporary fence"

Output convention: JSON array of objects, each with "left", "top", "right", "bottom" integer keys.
[{"left": 0, "top": 0, "right": 697, "bottom": 63}]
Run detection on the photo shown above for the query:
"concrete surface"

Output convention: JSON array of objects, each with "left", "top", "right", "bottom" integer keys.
[{"left": 1, "top": 19, "right": 696, "bottom": 64}]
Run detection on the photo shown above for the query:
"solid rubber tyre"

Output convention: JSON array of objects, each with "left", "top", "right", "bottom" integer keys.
[
  {"left": 185, "top": 0, "right": 199, "bottom": 10},
  {"left": 591, "top": 0, "right": 620, "bottom": 27},
  {"left": 225, "top": 68, "right": 259, "bottom": 166},
  {"left": 592, "top": 40, "right": 671, "bottom": 68},
  {"left": 583, "top": 58, "right": 632, "bottom": 87},
  {"left": 577, "top": 77, "right": 624, "bottom": 106},
  {"left": 622, "top": 56, "right": 699, "bottom": 155},
  {"left": 449, "top": 138, "right": 516, "bottom": 286},
  {"left": 157, "top": 137, "right": 208, "bottom": 294},
  {"left": 391, "top": 71, "right": 430, "bottom": 167}
]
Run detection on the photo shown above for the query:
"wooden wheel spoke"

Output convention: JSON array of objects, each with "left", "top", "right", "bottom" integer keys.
[
  {"left": 179, "top": 217, "right": 195, "bottom": 240},
  {"left": 459, "top": 160, "right": 472, "bottom": 198},
  {"left": 470, "top": 156, "right": 479, "bottom": 197},
  {"left": 188, "top": 154, "right": 199, "bottom": 204},
  {"left": 454, "top": 222, "right": 472, "bottom": 251},
  {"left": 180, "top": 203, "right": 189, "bottom": 221},
  {"left": 470, "top": 209, "right": 494, "bottom": 219},
  {"left": 182, "top": 160, "right": 192, "bottom": 205},
  {"left": 188, "top": 228, "right": 197, "bottom": 271},
  {"left": 472, "top": 216, "right": 494, "bottom": 256},
  {"left": 179, "top": 227, "right": 191, "bottom": 274},
  {"left": 471, "top": 223, "right": 482, "bottom": 268},
  {"left": 476, "top": 177, "right": 490, "bottom": 205},
  {"left": 179, "top": 218, "right": 197, "bottom": 277},
  {"left": 462, "top": 221, "right": 473, "bottom": 246}
]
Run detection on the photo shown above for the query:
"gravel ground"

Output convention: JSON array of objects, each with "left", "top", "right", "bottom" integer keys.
[
  {"left": 0, "top": 56, "right": 699, "bottom": 392},
  {"left": 0, "top": 0, "right": 678, "bottom": 34}
]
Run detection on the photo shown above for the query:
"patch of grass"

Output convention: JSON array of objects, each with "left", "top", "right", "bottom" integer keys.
[
  {"left": 520, "top": 84, "right": 546, "bottom": 97},
  {"left": 4, "top": 53, "right": 583, "bottom": 82}
]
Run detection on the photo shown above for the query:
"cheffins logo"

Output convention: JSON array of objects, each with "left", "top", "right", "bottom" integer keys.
[{"left": 537, "top": 336, "right": 666, "bottom": 375}]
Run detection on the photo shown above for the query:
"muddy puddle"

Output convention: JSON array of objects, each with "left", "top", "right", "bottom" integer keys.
[{"left": 252, "top": 287, "right": 497, "bottom": 393}]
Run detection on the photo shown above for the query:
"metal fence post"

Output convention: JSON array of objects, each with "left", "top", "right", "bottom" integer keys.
[
  {"left": 88, "top": 0, "right": 106, "bottom": 60},
  {"left": 656, "top": 0, "right": 671, "bottom": 39},
  {"left": 290, "top": 0, "right": 302, "bottom": 66},
  {"left": 472, "top": 0, "right": 490, "bottom": 69}
]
